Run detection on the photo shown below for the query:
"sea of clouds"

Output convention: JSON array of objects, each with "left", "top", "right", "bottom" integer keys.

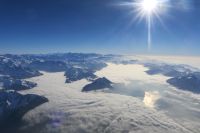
[{"left": 16, "top": 56, "right": 200, "bottom": 133}]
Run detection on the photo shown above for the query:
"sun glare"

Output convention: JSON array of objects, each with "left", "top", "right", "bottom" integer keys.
[
  {"left": 119, "top": 0, "right": 169, "bottom": 51},
  {"left": 141, "top": 0, "right": 158, "bottom": 14}
]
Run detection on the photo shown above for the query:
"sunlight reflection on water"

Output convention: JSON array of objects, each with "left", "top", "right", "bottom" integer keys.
[{"left": 143, "top": 91, "right": 160, "bottom": 108}]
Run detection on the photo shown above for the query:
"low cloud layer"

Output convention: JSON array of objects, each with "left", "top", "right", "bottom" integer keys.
[{"left": 16, "top": 69, "right": 199, "bottom": 133}]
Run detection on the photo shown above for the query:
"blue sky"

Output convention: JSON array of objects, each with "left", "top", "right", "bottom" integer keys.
[{"left": 0, "top": 0, "right": 200, "bottom": 55}]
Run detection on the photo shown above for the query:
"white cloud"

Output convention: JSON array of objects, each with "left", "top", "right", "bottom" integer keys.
[
  {"left": 18, "top": 71, "right": 195, "bottom": 133},
  {"left": 95, "top": 63, "right": 169, "bottom": 85}
]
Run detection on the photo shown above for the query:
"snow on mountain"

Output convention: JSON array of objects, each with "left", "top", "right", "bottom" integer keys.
[
  {"left": 0, "top": 90, "right": 48, "bottom": 129},
  {"left": 167, "top": 73, "right": 200, "bottom": 93},
  {"left": 65, "top": 67, "right": 97, "bottom": 83}
]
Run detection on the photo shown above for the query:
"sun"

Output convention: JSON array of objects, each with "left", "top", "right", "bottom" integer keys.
[
  {"left": 135, "top": 0, "right": 162, "bottom": 51},
  {"left": 118, "top": 0, "right": 169, "bottom": 51},
  {"left": 141, "top": 0, "right": 159, "bottom": 14}
]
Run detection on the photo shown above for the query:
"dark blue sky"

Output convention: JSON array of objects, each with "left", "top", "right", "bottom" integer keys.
[{"left": 0, "top": 0, "right": 200, "bottom": 55}]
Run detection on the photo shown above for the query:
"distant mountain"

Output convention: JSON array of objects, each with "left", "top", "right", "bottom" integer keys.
[
  {"left": 145, "top": 63, "right": 191, "bottom": 77},
  {"left": 0, "top": 90, "right": 48, "bottom": 127},
  {"left": 28, "top": 60, "right": 68, "bottom": 72},
  {"left": 0, "top": 56, "right": 42, "bottom": 79},
  {"left": 80, "top": 61, "right": 107, "bottom": 72},
  {"left": 144, "top": 63, "right": 200, "bottom": 93},
  {"left": 3, "top": 78, "right": 37, "bottom": 91},
  {"left": 0, "top": 53, "right": 110, "bottom": 84},
  {"left": 0, "top": 53, "right": 110, "bottom": 89},
  {"left": 65, "top": 67, "right": 97, "bottom": 83},
  {"left": 1, "top": 53, "right": 200, "bottom": 95},
  {"left": 82, "top": 77, "right": 113, "bottom": 92},
  {"left": 167, "top": 73, "right": 200, "bottom": 93}
]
